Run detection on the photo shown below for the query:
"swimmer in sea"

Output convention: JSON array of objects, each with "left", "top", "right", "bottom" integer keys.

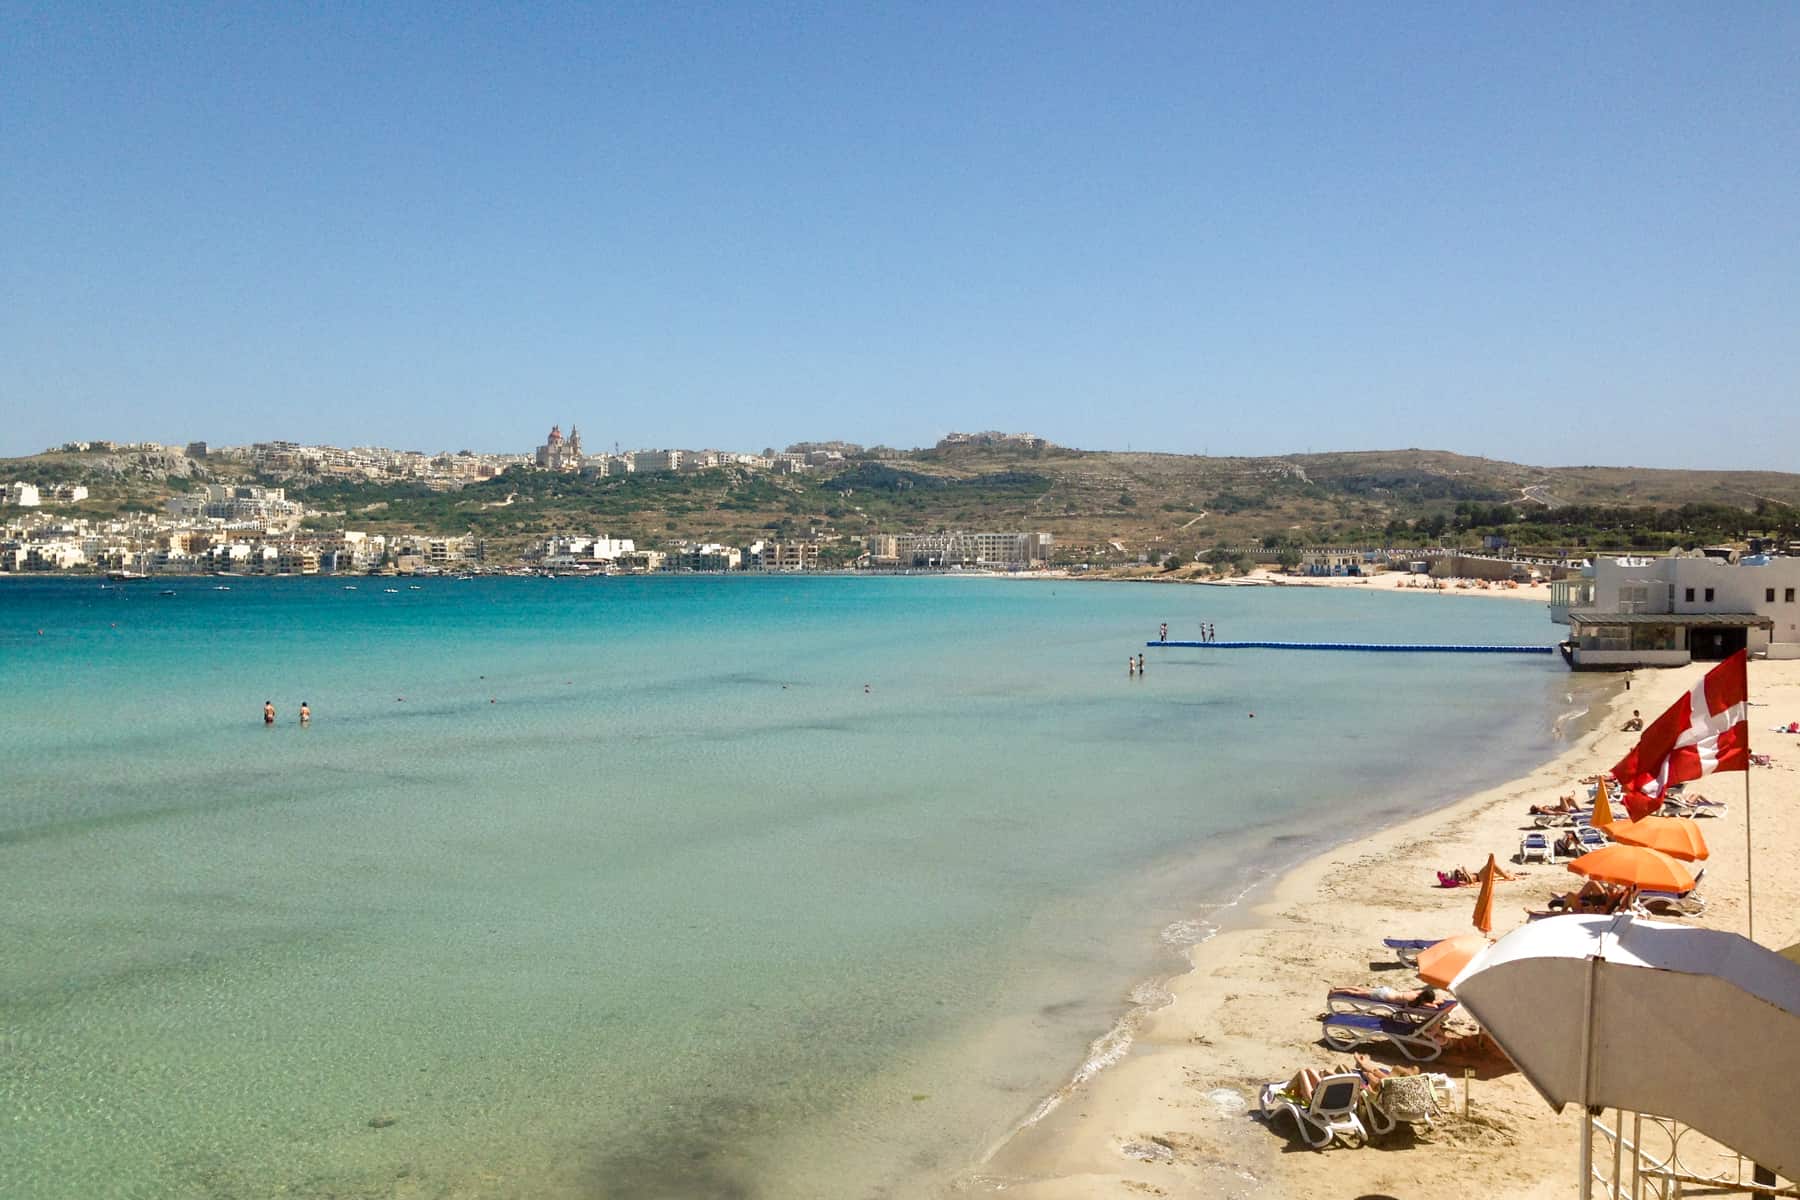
[
  {"left": 263, "top": 700, "right": 276, "bottom": 725},
  {"left": 299, "top": 702, "right": 311, "bottom": 726}
]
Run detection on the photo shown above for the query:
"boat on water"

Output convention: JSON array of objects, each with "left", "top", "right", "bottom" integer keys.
[
  {"left": 213, "top": 585, "right": 231, "bottom": 591},
  {"left": 408, "top": 585, "right": 422, "bottom": 590},
  {"left": 158, "top": 589, "right": 177, "bottom": 596},
  {"left": 107, "top": 570, "right": 147, "bottom": 581},
  {"left": 384, "top": 587, "right": 399, "bottom": 593},
  {"left": 343, "top": 585, "right": 358, "bottom": 591}
]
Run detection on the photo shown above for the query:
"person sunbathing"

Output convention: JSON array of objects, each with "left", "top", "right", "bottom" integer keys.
[
  {"left": 1553, "top": 831, "right": 1583, "bottom": 858},
  {"left": 1280, "top": 1066, "right": 1332, "bottom": 1105},
  {"left": 1354, "top": 1052, "right": 1422, "bottom": 1085},
  {"left": 1282, "top": 1054, "right": 1424, "bottom": 1105},
  {"left": 1329, "top": 984, "right": 1443, "bottom": 1007},
  {"left": 1529, "top": 794, "right": 1581, "bottom": 815},
  {"left": 1546, "top": 880, "right": 1629, "bottom": 914},
  {"left": 1440, "top": 863, "right": 1518, "bottom": 886}
]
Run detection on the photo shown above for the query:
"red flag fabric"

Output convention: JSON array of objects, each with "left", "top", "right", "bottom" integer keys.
[{"left": 1611, "top": 650, "right": 1749, "bottom": 820}]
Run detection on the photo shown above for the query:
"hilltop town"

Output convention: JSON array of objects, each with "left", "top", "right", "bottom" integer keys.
[
  {"left": 5, "top": 427, "right": 1800, "bottom": 577},
  {"left": 0, "top": 428, "right": 1064, "bottom": 575}
]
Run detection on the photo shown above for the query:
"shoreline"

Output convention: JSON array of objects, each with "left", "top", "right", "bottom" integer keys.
[
  {"left": 1058, "top": 567, "right": 1557, "bottom": 605},
  {"left": 957, "top": 657, "right": 1800, "bottom": 1199}
]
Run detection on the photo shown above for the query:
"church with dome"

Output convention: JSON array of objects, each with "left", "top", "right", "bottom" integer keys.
[{"left": 534, "top": 424, "right": 584, "bottom": 471}]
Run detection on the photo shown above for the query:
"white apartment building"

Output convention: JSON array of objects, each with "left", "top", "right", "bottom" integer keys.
[
  {"left": 12, "top": 541, "right": 86, "bottom": 569},
  {"left": 674, "top": 543, "right": 741, "bottom": 570},
  {"left": 870, "top": 531, "right": 1055, "bottom": 569},
  {"left": 542, "top": 534, "right": 636, "bottom": 561},
  {"left": 750, "top": 540, "right": 819, "bottom": 571},
  {"left": 1561, "top": 554, "right": 1797, "bottom": 669},
  {"left": 634, "top": 450, "right": 681, "bottom": 473},
  {"left": 3, "top": 483, "right": 42, "bottom": 507},
  {"left": 167, "top": 484, "right": 301, "bottom": 523}
]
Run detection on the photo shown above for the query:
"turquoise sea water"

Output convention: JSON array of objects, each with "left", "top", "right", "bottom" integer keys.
[{"left": 1, "top": 576, "right": 1569, "bottom": 1199}]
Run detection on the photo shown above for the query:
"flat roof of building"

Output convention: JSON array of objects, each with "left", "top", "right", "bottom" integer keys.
[{"left": 1567, "top": 610, "right": 1775, "bottom": 630}]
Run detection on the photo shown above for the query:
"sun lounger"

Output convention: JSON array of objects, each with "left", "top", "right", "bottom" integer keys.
[
  {"left": 1320, "top": 1004, "right": 1457, "bottom": 1062},
  {"left": 1360, "top": 1071, "right": 1455, "bottom": 1136},
  {"left": 1632, "top": 869, "right": 1706, "bottom": 917},
  {"left": 1575, "top": 825, "right": 1609, "bottom": 850},
  {"left": 1381, "top": 937, "right": 1437, "bottom": 966},
  {"left": 1661, "top": 797, "right": 1727, "bottom": 818},
  {"left": 1533, "top": 808, "right": 1592, "bottom": 828},
  {"left": 1326, "top": 993, "right": 1457, "bottom": 1024},
  {"left": 1634, "top": 890, "right": 1706, "bottom": 917},
  {"left": 1519, "top": 832, "right": 1551, "bottom": 864},
  {"left": 1258, "top": 1072, "right": 1366, "bottom": 1149}
]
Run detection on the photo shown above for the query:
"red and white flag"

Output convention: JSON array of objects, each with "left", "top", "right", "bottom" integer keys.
[{"left": 1611, "top": 650, "right": 1749, "bottom": 821}]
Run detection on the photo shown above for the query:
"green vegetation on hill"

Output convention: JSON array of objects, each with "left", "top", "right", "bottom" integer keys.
[{"left": 11, "top": 443, "right": 1800, "bottom": 562}]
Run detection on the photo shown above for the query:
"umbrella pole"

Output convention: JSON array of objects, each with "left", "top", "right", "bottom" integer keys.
[{"left": 1578, "top": 953, "right": 1598, "bottom": 1200}]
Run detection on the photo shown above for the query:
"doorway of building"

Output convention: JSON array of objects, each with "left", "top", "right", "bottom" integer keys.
[{"left": 1691, "top": 627, "right": 1747, "bottom": 661}]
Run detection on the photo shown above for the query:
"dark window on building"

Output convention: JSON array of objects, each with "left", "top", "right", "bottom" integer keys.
[
  {"left": 1704, "top": 588, "right": 1715, "bottom": 602},
  {"left": 1788, "top": 588, "right": 1796, "bottom": 603},
  {"left": 1685, "top": 588, "right": 1695, "bottom": 602},
  {"left": 1768, "top": 588, "right": 1777, "bottom": 603}
]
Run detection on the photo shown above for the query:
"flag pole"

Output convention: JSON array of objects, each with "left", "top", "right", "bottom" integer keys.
[
  {"left": 1744, "top": 649, "right": 1755, "bottom": 944},
  {"left": 1745, "top": 728, "right": 1755, "bottom": 945}
]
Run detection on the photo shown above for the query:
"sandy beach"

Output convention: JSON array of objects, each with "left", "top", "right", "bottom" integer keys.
[
  {"left": 961, "top": 657, "right": 1800, "bottom": 1199},
  {"left": 1241, "top": 568, "right": 1556, "bottom": 605},
  {"left": 1059, "top": 565, "right": 1559, "bottom": 606}
]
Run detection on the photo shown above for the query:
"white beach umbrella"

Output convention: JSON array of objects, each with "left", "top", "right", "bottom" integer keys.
[{"left": 1449, "top": 914, "right": 1800, "bottom": 1178}]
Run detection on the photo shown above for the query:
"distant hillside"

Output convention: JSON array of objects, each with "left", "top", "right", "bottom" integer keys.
[{"left": 6, "top": 444, "right": 1800, "bottom": 561}]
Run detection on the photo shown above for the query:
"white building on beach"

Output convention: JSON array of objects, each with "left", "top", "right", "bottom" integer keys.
[{"left": 1560, "top": 554, "right": 1796, "bottom": 669}]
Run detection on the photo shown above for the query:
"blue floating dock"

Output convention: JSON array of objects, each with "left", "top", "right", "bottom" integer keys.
[{"left": 1149, "top": 640, "right": 1553, "bottom": 655}]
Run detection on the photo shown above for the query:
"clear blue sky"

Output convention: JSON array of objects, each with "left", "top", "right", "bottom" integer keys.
[{"left": 4, "top": 3, "right": 1796, "bottom": 468}]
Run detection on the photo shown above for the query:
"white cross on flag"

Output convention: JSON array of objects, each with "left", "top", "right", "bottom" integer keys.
[{"left": 1610, "top": 649, "right": 1749, "bottom": 821}]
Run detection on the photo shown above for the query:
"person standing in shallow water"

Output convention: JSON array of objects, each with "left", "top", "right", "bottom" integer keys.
[
  {"left": 1159, "top": 623, "right": 1167, "bottom": 643},
  {"left": 263, "top": 700, "right": 276, "bottom": 725},
  {"left": 299, "top": 702, "right": 311, "bottom": 726}
]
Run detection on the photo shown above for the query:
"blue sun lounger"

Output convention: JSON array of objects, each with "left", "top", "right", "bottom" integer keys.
[
  {"left": 1325, "top": 992, "right": 1458, "bottom": 1022},
  {"left": 1381, "top": 937, "right": 1438, "bottom": 965},
  {"left": 1321, "top": 1003, "right": 1457, "bottom": 1062}
]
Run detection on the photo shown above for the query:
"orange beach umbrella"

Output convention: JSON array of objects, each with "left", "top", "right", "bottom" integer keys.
[
  {"left": 1417, "top": 932, "right": 1491, "bottom": 989},
  {"left": 1567, "top": 844, "right": 1697, "bottom": 893},
  {"left": 1605, "top": 815, "right": 1709, "bottom": 862},
  {"left": 1472, "top": 853, "right": 1498, "bottom": 934}
]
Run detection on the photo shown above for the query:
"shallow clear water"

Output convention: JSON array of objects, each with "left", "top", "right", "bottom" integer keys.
[{"left": 0, "top": 576, "right": 1566, "bottom": 1198}]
